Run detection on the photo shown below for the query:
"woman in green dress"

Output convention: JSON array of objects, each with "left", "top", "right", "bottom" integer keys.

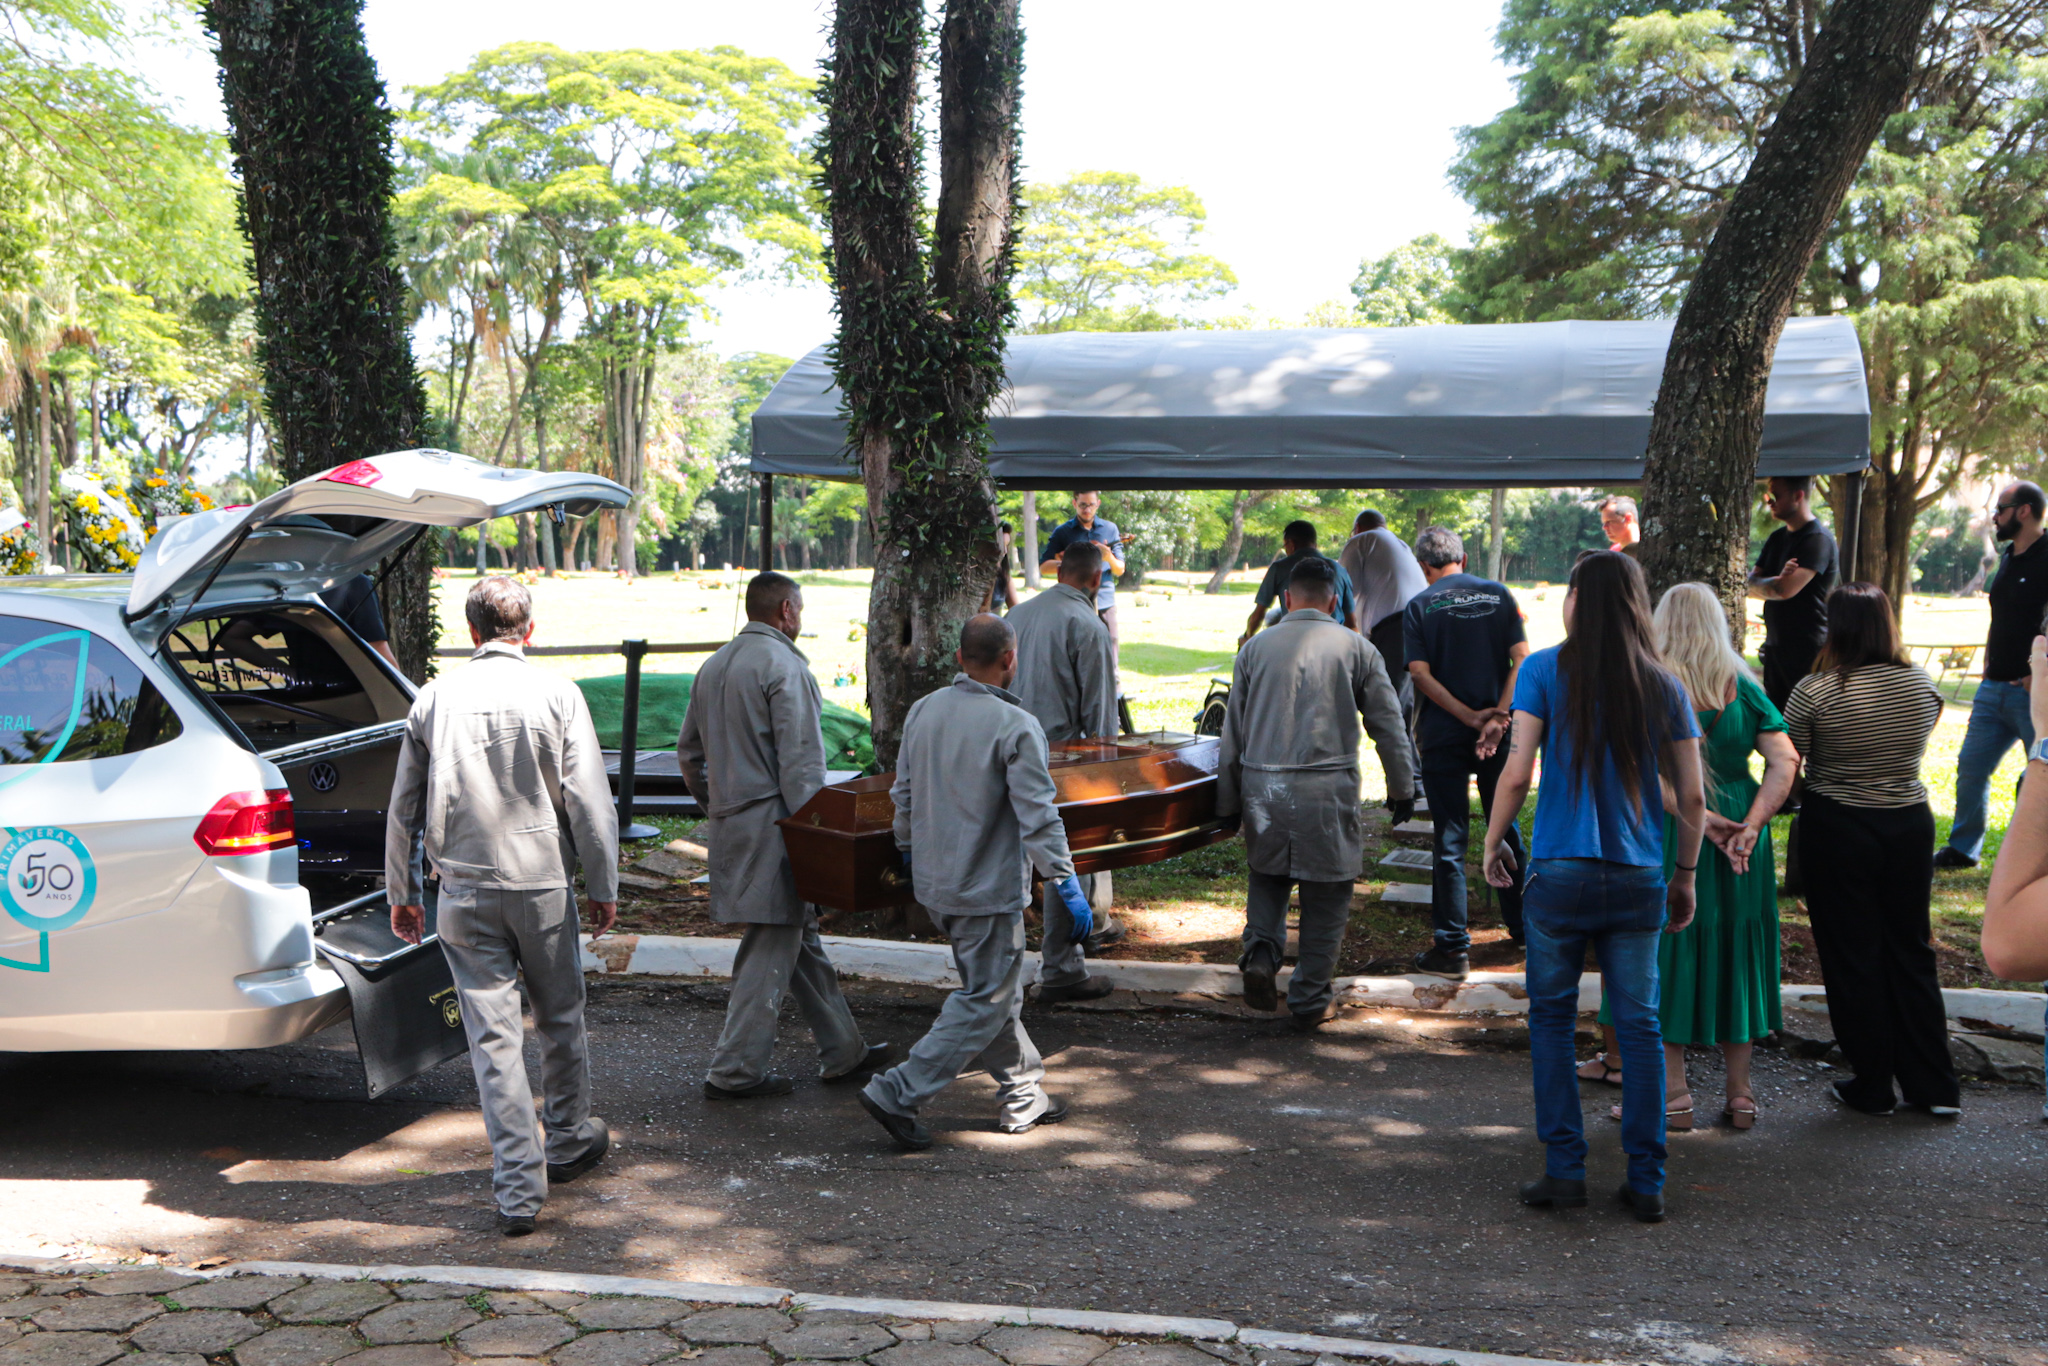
[{"left": 1582, "top": 583, "right": 1799, "bottom": 1128}]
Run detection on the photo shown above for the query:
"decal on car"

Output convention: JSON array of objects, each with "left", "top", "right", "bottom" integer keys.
[{"left": 0, "top": 824, "right": 96, "bottom": 973}]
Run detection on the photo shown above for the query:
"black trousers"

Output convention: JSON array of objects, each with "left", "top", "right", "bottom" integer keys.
[
  {"left": 1760, "top": 639, "right": 1819, "bottom": 712},
  {"left": 1800, "top": 791, "right": 1959, "bottom": 1109}
]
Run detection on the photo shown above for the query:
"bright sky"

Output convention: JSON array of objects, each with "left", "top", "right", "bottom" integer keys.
[{"left": 141, "top": 0, "right": 1516, "bottom": 365}]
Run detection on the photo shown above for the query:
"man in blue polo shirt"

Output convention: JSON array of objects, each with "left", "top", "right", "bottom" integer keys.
[{"left": 1039, "top": 490, "right": 1124, "bottom": 638}]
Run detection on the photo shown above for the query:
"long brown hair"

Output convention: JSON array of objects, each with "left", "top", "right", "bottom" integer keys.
[
  {"left": 1812, "top": 581, "right": 1910, "bottom": 677},
  {"left": 1557, "top": 551, "right": 1685, "bottom": 810}
]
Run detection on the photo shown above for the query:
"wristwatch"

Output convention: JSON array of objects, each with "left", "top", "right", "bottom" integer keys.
[{"left": 2030, "top": 736, "right": 2048, "bottom": 766}]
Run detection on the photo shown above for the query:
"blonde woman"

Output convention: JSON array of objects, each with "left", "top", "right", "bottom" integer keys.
[{"left": 1584, "top": 583, "right": 1799, "bottom": 1129}]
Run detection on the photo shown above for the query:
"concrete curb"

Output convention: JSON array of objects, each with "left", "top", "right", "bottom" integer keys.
[
  {"left": 0, "top": 1253, "right": 1579, "bottom": 1366},
  {"left": 583, "top": 930, "right": 2047, "bottom": 1028}
]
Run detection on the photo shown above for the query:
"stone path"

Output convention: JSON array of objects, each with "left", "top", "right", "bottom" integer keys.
[{"left": 0, "top": 1266, "right": 1554, "bottom": 1366}]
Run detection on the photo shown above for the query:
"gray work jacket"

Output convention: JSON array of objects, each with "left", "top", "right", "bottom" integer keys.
[
  {"left": 676, "top": 622, "right": 828, "bottom": 926},
  {"left": 1218, "top": 609, "right": 1415, "bottom": 880},
  {"left": 385, "top": 642, "right": 619, "bottom": 903},
  {"left": 1008, "top": 582, "right": 1118, "bottom": 743},
  {"left": 892, "top": 674, "right": 1077, "bottom": 915}
]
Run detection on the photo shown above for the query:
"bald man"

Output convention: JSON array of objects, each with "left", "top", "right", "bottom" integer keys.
[
  {"left": 679, "top": 571, "right": 893, "bottom": 1099},
  {"left": 859, "top": 614, "right": 1092, "bottom": 1149}
]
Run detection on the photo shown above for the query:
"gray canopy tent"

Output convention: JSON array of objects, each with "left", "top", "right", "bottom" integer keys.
[{"left": 747, "top": 316, "right": 1871, "bottom": 567}]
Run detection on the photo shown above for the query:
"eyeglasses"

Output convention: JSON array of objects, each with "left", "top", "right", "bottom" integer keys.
[{"left": 1997, "top": 503, "right": 2020, "bottom": 513}]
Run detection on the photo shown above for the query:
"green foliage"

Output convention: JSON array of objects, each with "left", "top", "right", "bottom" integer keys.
[
  {"left": 1099, "top": 489, "right": 1198, "bottom": 586},
  {"left": 1912, "top": 501, "right": 1989, "bottom": 592},
  {"left": 1351, "top": 233, "right": 1460, "bottom": 326},
  {"left": 205, "top": 0, "right": 427, "bottom": 479},
  {"left": 1014, "top": 171, "right": 1237, "bottom": 333},
  {"left": 1498, "top": 489, "right": 1607, "bottom": 582}
]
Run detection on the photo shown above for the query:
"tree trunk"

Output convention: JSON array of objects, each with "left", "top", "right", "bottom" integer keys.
[
  {"left": 1207, "top": 490, "right": 1265, "bottom": 593},
  {"left": 1636, "top": 0, "right": 1936, "bottom": 639},
  {"left": 206, "top": 0, "right": 437, "bottom": 680},
  {"left": 35, "top": 369, "right": 51, "bottom": 550},
  {"left": 1020, "top": 489, "right": 1040, "bottom": 588},
  {"left": 824, "top": 0, "right": 1020, "bottom": 766}
]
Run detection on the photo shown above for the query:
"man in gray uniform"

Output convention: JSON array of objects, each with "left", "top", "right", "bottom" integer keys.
[
  {"left": 679, "top": 572, "right": 891, "bottom": 1099},
  {"left": 860, "top": 614, "right": 1097, "bottom": 1149},
  {"left": 387, "top": 576, "right": 617, "bottom": 1238},
  {"left": 1006, "top": 539, "right": 1122, "bottom": 1003},
  {"left": 1220, "top": 556, "right": 1417, "bottom": 1030}
]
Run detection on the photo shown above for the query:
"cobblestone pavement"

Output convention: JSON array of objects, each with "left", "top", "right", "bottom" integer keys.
[
  {"left": 2, "top": 980, "right": 2045, "bottom": 1366},
  {"left": 0, "top": 1268, "right": 1333, "bottom": 1366}
]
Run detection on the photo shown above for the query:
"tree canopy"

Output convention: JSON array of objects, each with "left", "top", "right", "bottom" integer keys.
[{"left": 1014, "top": 170, "right": 1236, "bottom": 332}]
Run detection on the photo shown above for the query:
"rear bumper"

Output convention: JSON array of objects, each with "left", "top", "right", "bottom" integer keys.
[{"left": 0, "top": 962, "right": 351, "bottom": 1052}]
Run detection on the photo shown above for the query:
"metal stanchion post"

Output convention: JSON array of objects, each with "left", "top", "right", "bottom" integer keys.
[{"left": 615, "top": 639, "right": 660, "bottom": 841}]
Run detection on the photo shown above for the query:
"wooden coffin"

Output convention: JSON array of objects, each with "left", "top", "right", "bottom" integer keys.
[{"left": 778, "top": 731, "right": 1230, "bottom": 915}]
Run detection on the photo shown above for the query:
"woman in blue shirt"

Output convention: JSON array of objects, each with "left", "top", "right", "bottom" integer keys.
[{"left": 1481, "top": 551, "right": 1707, "bottom": 1223}]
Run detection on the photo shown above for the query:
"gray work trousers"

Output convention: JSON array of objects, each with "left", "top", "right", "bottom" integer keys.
[
  {"left": 863, "top": 910, "right": 1049, "bottom": 1128},
  {"left": 436, "top": 884, "right": 606, "bottom": 1218},
  {"left": 1038, "top": 870, "right": 1110, "bottom": 987},
  {"left": 706, "top": 917, "right": 868, "bottom": 1089},
  {"left": 1240, "top": 871, "right": 1355, "bottom": 1016}
]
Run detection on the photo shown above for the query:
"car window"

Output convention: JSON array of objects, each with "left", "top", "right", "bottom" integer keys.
[
  {"left": 0, "top": 615, "right": 184, "bottom": 766},
  {"left": 164, "top": 604, "right": 404, "bottom": 746}
]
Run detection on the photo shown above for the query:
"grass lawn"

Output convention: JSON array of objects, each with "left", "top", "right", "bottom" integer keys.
[{"left": 436, "top": 568, "right": 2037, "bottom": 991}]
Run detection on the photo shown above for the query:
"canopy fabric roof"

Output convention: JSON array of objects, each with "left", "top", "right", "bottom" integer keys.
[{"left": 749, "top": 317, "right": 1870, "bottom": 489}]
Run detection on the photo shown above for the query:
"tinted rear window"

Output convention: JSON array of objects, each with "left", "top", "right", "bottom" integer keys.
[
  {"left": 0, "top": 616, "right": 184, "bottom": 765},
  {"left": 165, "top": 604, "right": 406, "bottom": 745}
]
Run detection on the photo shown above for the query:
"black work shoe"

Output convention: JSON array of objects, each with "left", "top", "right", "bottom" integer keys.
[
  {"left": 1241, "top": 958, "right": 1279, "bottom": 1012},
  {"left": 704, "top": 1074, "right": 796, "bottom": 1101},
  {"left": 1518, "top": 1175, "right": 1588, "bottom": 1209},
  {"left": 1413, "top": 945, "right": 1470, "bottom": 980},
  {"left": 1287, "top": 1002, "right": 1339, "bottom": 1032},
  {"left": 1933, "top": 847, "right": 1978, "bottom": 870},
  {"left": 1830, "top": 1079, "right": 1895, "bottom": 1116},
  {"left": 823, "top": 1043, "right": 900, "bottom": 1085},
  {"left": 498, "top": 1211, "right": 537, "bottom": 1237},
  {"left": 1034, "top": 975, "right": 1115, "bottom": 1004},
  {"left": 546, "top": 1119, "right": 610, "bottom": 1185},
  {"left": 1618, "top": 1184, "right": 1667, "bottom": 1223},
  {"left": 1000, "top": 1094, "right": 1069, "bottom": 1135},
  {"left": 859, "top": 1090, "right": 934, "bottom": 1150},
  {"left": 1082, "top": 915, "right": 1127, "bottom": 951}
]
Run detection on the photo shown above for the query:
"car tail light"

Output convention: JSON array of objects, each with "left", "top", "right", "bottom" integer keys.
[
  {"left": 194, "top": 789, "right": 296, "bottom": 856},
  {"left": 322, "top": 459, "right": 383, "bottom": 487}
]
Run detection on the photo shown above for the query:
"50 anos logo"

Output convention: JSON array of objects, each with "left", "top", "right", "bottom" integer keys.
[{"left": 2, "top": 826, "right": 97, "bottom": 933}]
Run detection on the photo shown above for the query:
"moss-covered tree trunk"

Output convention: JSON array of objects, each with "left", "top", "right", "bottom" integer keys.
[
  {"left": 1637, "top": 0, "right": 1936, "bottom": 636},
  {"left": 205, "top": 0, "right": 439, "bottom": 681},
  {"left": 822, "top": 0, "right": 1020, "bottom": 766}
]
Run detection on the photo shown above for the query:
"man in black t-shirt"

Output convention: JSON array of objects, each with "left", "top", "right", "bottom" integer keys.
[
  {"left": 320, "top": 573, "right": 399, "bottom": 670},
  {"left": 1402, "top": 526, "right": 1530, "bottom": 978},
  {"left": 1938, "top": 481, "right": 2048, "bottom": 868},
  {"left": 1241, "top": 521, "right": 1357, "bottom": 645},
  {"left": 1747, "top": 476, "right": 1840, "bottom": 709}
]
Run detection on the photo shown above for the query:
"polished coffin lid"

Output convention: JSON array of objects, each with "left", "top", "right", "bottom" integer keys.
[{"left": 778, "top": 732, "right": 1227, "bottom": 913}]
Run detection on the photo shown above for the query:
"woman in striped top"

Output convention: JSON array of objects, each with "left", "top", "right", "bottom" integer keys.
[{"left": 1782, "top": 582, "right": 1960, "bottom": 1117}]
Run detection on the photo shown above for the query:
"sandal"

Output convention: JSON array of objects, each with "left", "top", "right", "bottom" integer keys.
[
  {"left": 1608, "top": 1094, "right": 1694, "bottom": 1131},
  {"left": 1723, "top": 1096, "right": 1757, "bottom": 1131},
  {"left": 1576, "top": 1057, "right": 1624, "bottom": 1086}
]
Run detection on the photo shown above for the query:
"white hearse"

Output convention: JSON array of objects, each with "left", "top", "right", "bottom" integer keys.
[{"left": 0, "top": 450, "right": 628, "bottom": 1092}]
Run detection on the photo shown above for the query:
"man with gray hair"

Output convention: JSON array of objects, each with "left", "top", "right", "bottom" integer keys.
[
  {"left": 1221, "top": 555, "right": 1415, "bottom": 1029},
  {"left": 387, "top": 575, "right": 618, "bottom": 1238},
  {"left": 1402, "top": 527, "right": 1529, "bottom": 979},
  {"left": 679, "top": 571, "right": 892, "bottom": 1098},
  {"left": 860, "top": 613, "right": 1094, "bottom": 1148}
]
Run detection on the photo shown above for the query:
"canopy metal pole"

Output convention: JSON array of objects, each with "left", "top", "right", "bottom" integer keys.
[
  {"left": 614, "top": 638, "right": 660, "bottom": 841},
  {"left": 1021, "top": 491, "right": 1041, "bottom": 588},
  {"left": 1487, "top": 488, "right": 1506, "bottom": 581},
  {"left": 1845, "top": 469, "right": 1864, "bottom": 582},
  {"left": 759, "top": 474, "right": 774, "bottom": 571}
]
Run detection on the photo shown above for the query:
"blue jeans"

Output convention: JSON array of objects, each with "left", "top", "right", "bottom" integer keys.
[
  {"left": 1948, "top": 679, "right": 2034, "bottom": 859},
  {"left": 1523, "top": 858, "right": 1668, "bottom": 1193},
  {"left": 1421, "top": 747, "right": 1525, "bottom": 952}
]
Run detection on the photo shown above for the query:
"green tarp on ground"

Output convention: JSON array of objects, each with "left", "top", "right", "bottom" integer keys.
[{"left": 576, "top": 672, "right": 878, "bottom": 775}]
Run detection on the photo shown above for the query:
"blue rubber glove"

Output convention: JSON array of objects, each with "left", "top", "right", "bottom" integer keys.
[{"left": 1056, "top": 875, "right": 1094, "bottom": 942}]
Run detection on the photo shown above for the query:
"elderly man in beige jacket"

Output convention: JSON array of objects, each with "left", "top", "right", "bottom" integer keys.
[
  {"left": 679, "top": 572, "right": 891, "bottom": 1100},
  {"left": 1220, "top": 555, "right": 1416, "bottom": 1030},
  {"left": 387, "top": 576, "right": 618, "bottom": 1238}
]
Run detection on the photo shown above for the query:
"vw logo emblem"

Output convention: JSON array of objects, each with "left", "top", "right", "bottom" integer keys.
[{"left": 308, "top": 761, "right": 339, "bottom": 793}]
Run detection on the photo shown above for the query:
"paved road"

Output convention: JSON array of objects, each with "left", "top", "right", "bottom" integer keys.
[{"left": 3, "top": 980, "right": 2044, "bottom": 1366}]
